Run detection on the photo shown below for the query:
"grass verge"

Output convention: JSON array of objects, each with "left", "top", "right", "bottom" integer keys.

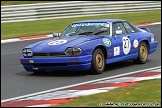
[
  {"left": 54, "top": 79, "right": 161, "bottom": 107},
  {"left": 1, "top": 10, "right": 161, "bottom": 40}
]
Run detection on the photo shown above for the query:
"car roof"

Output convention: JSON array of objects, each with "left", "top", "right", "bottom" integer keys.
[{"left": 72, "top": 19, "right": 126, "bottom": 23}]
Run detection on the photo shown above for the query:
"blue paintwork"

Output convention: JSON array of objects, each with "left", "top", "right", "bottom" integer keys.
[{"left": 20, "top": 19, "right": 158, "bottom": 72}]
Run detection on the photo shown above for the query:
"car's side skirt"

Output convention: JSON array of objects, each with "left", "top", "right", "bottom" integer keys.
[{"left": 106, "top": 53, "right": 138, "bottom": 64}]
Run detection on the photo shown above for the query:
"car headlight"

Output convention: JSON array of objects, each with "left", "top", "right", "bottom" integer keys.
[
  {"left": 65, "top": 47, "right": 82, "bottom": 56},
  {"left": 22, "top": 48, "right": 33, "bottom": 57}
]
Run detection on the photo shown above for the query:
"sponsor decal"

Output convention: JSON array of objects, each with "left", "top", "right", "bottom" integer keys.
[
  {"left": 122, "top": 37, "right": 131, "bottom": 55},
  {"left": 133, "top": 39, "right": 139, "bottom": 48},
  {"left": 48, "top": 40, "right": 67, "bottom": 45},
  {"left": 114, "top": 46, "right": 120, "bottom": 56},
  {"left": 103, "top": 38, "right": 111, "bottom": 47},
  {"left": 72, "top": 23, "right": 109, "bottom": 28}
]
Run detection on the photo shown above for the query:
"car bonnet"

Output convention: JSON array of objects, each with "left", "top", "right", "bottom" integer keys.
[{"left": 30, "top": 36, "right": 103, "bottom": 52}]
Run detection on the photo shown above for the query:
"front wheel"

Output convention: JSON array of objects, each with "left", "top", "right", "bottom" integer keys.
[
  {"left": 133, "top": 41, "right": 148, "bottom": 64},
  {"left": 90, "top": 48, "right": 105, "bottom": 74}
]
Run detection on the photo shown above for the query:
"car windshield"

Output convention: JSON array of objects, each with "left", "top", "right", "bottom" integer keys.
[{"left": 60, "top": 22, "right": 110, "bottom": 37}]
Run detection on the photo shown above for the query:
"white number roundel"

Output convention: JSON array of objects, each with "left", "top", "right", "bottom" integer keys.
[
  {"left": 48, "top": 40, "right": 67, "bottom": 45},
  {"left": 133, "top": 39, "right": 139, "bottom": 48},
  {"left": 122, "top": 37, "right": 131, "bottom": 55}
]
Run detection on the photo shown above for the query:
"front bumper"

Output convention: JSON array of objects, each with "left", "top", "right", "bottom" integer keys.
[{"left": 20, "top": 55, "right": 92, "bottom": 72}]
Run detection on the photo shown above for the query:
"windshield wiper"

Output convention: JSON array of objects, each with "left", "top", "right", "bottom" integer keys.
[
  {"left": 78, "top": 32, "right": 93, "bottom": 35},
  {"left": 94, "top": 30, "right": 107, "bottom": 35}
]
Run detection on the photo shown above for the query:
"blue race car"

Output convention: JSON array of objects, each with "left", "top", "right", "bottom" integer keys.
[{"left": 20, "top": 19, "right": 158, "bottom": 74}]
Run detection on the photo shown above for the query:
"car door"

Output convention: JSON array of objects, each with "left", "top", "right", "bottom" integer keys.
[
  {"left": 122, "top": 21, "right": 140, "bottom": 55},
  {"left": 111, "top": 22, "right": 134, "bottom": 60}
]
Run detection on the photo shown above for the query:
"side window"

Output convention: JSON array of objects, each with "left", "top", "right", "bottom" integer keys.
[
  {"left": 123, "top": 22, "right": 135, "bottom": 33},
  {"left": 112, "top": 22, "right": 127, "bottom": 35}
]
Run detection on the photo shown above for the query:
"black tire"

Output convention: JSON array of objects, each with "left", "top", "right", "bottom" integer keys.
[
  {"left": 133, "top": 41, "right": 148, "bottom": 64},
  {"left": 90, "top": 48, "right": 105, "bottom": 74}
]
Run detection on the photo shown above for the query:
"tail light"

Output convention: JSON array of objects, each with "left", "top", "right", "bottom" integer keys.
[{"left": 151, "top": 36, "right": 156, "bottom": 42}]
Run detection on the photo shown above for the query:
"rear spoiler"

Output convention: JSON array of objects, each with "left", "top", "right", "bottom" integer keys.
[{"left": 138, "top": 27, "right": 151, "bottom": 32}]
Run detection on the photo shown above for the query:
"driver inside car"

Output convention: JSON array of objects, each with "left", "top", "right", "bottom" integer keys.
[{"left": 76, "top": 26, "right": 96, "bottom": 35}]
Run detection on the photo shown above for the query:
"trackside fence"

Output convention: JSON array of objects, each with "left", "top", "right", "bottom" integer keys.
[{"left": 1, "top": 1, "right": 161, "bottom": 23}]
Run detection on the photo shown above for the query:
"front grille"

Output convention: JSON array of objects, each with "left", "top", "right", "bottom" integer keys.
[{"left": 33, "top": 52, "right": 66, "bottom": 58}]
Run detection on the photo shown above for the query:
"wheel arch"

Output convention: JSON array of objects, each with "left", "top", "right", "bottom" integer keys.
[
  {"left": 93, "top": 45, "right": 107, "bottom": 59},
  {"left": 133, "top": 39, "right": 149, "bottom": 64},
  {"left": 139, "top": 39, "right": 149, "bottom": 53}
]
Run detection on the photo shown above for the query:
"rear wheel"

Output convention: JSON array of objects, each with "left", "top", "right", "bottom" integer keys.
[
  {"left": 90, "top": 48, "right": 105, "bottom": 74},
  {"left": 133, "top": 41, "right": 148, "bottom": 64}
]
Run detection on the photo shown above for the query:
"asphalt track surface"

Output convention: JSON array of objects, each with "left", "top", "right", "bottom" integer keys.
[{"left": 1, "top": 24, "right": 161, "bottom": 100}]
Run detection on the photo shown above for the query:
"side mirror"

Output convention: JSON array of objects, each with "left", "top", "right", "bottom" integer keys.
[
  {"left": 53, "top": 32, "right": 59, "bottom": 37},
  {"left": 115, "top": 30, "right": 122, "bottom": 35}
]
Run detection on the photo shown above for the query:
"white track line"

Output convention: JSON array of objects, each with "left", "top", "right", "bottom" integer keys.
[
  {"left": 1, "top": 66, "right": 161, "bottom": 103},
  {"left": 150, "top": 22, "right": 161, "bottom": 25}
]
